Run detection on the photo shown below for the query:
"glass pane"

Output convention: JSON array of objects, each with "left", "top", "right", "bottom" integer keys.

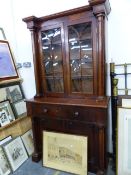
[
  {"left": 81, "top": 40, "right": 92, "bottom": 59},
  {"left": 44, "top": 60, "right": 53, "bottom": 75},
  {"left": 46, "top": 78, "right": 55, "bottom": 92},
  {"left": 41, "top": 27, "right": 64, "bottom": 93},
  {"left": 68, "top": 23, "right": 91, "bottom": 42},
  {"left": 70, "top": 59, "right": 81, "bottom": 76},
  {"left": 69, "top": 41, "right": 80, "bottom": 60},
  {"left": 52, "top": 44, "right": 62, "bottom": 61},
  {"left": 82, "top": 77, "right": 93, "bottom": 93},
  {"left": 72, "top": 78, "right": 81, "bottom": 92},
  {"left": 41, "top": 28, "right": 61, "bottom": 45},
  {"left": 81, "top": 59, "right": 93, "bottom": 76},
  {"left": 54, "top": 78, "right": 64, "bottom": 92},
  {"left": 68, "top": 22, "right": 93, "bottom": 94},
  {"left": 53, "top": 60, "right": 63, "bottom": 75}
]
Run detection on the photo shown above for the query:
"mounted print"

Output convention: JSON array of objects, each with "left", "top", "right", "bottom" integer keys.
[
  {"left": 117, "top": 107, "right": 131, "bottom": 175},
  {"left": 0, "top": 82, "right": 24, "bottom": 103},
  {"left": 3, "top": 137, "right": 28, "bottom": 172},
  {"left": 43, "top": 131, "right": 87, "bottom": 175},
  {"left": 21, "top": 129, "right": 34, "bottom": 156},
  {"left": 0, "top": 100, "right": 15, "bottom": 123},
  {"left": 0, "top": 147, "right": 11, "bottom": 175},
  {"left": 13, "top": 100, "right": 27, "bottom": 118},
  {"left": 0, "top": 40, "right": 18, "bottom": 80},
  {"left": 0, "top": 136, "right": 12, "bottom": 146}
]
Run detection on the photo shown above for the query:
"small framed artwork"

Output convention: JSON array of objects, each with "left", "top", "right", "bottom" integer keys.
[
  {"left": 0, "top": 82, "right": 24, "bottom": 103},
  {"left": 0, "top": 109, "right": 10, "bottom": 127},
  {"left": 117, "top": 107, "right": 131, "bottom": 175},
  {"left": 0, "top": 40, "right": 18, "bottom": 80},
  {"left": 0, "top": 147, "right": 11, "bottom": 175},
  {"left": 0, "top": 100, "right": 15, "bottom": 123},
  {"left": 3, "top": 136, "right": 28, "bottom": 172},
  {"left": 21, "top": 129, "right": 34, "bottom": 156},
  {"left": 0, "top": 136, "right": 12, "bottom": 146},
  {"left": 13, "top": 100, "right": 27, "bottom": 118},
  {"left": 43, "top": 131, "right": 87, "bottom": 175}
]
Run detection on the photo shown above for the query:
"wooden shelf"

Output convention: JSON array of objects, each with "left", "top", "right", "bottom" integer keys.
[
  {"left": 0, "top": 116, "right": 31, "bottom": 140},
  {"left": 0, "top": 78, "right": 23, "bottom": 85}
]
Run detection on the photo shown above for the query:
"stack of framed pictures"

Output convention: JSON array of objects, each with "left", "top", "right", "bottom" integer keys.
[
  {"left": 1, "top": 136, "right": 28, "bottom": 172},
  {"left": 0, "top": 39, "right": 27, "bottom": 127},
  {"left": 0, "top": 129, "right": 34, "bottom": 174},
  {"left": 0, "top": 81, "right": 27, "bottom": 119}
]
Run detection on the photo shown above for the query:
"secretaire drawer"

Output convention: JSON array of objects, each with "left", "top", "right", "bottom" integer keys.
[{"left": 31, "top": 103, "right": 107, "bottom": 124}]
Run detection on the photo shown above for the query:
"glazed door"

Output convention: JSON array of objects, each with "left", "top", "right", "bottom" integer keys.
[
  {"left": 40, "top": 24, "right": 65, "bottom": 96},
  {"left": 66, "top": 18, "right": 97, "bottom": 97}
]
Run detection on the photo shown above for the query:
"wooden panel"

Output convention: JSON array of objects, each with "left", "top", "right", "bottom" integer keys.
[{"left": 0, "top": 116, "right": 31, "bottom": 140}]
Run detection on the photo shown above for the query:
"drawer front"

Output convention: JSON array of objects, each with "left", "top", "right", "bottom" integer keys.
[{"left": 32, "top": 103, "right": 107, "bottom": 125}]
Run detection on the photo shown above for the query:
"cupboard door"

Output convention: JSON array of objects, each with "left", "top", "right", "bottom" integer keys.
[
  {"left": 41, "top": 27, "right": 64, "bottom": 93},
  {"left": 68, "top": 22, "right": 94, "bottom": 94}
]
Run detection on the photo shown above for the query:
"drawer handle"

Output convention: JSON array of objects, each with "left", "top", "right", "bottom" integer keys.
[
  {"left": 74, "top": 111, "right": 79, "bottom": 116},
  {"left": 43, "top": 108, "right": 48, "bottom": 113}
]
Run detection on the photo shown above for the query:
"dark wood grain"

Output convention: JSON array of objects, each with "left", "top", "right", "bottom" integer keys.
[{"left": 23, "top": 0, "right": 111, "bottom": 173}]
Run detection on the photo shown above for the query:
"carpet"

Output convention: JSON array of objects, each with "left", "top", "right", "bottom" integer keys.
[{"left": 12, "top": 157, "right": 95, "bottom": 175}]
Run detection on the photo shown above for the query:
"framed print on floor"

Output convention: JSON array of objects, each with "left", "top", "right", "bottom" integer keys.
[
  {"left": 43, "top": 131, "right": 87, "bottom": 175},
  {"left": 117, "top": 107, "right": 131, "bottom": 175},
  {"left": 0, "top": 40, "right": 18, "bottom": 80},
  {"left": 3, "top": 136, "right": 28, "bottom": 172},
  {"left": 21, "top": 129, "right": 34, "bottom": 156},
  {"left": 0, "top": 147, "right": 11, "bottom": 175}
]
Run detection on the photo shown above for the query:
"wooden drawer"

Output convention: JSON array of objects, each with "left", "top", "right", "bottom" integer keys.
[{"left": 32, "top": 103, "right": 107, "bottom": 125}]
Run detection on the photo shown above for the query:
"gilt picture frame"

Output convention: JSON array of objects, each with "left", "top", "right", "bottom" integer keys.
[
  {"left": 3, "top": 137, "right": 28, "bottom": 172},
  {"left": 43, "top": 131, "right": 87, "bottom": 175},
  {"left": 0, "top": 40, "right": 18, "bottom": 80},
  {"left": 117, "top": 107, "right": 131, "bottom": 175}
]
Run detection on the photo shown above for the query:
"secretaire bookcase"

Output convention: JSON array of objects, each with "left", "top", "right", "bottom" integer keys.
[{"left": 23, "top": 0, "right": 111, "bottom": 173}]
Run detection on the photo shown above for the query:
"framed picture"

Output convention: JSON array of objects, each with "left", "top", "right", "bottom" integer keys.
[
  {"left": 3, "top": 136, "right": 28, "bottom": 172},
  {"left": 117, "top": 107, "right": 131, "bottom": 175},
  {"left": 43, "top": 131, "right": 87, "bottom": 175},
  {"left": 13, "top": 100, "right": 27, "bottom": 118},
  {"left": 0, "top": 136, "right": 12, "bottom": 146},
  {"left": 0, "top": 40, "right": 18, "bottom": 80},
  {"left": 0, "top": 109, "right": 10, "bottom": 127},
  {"left": 21, "top": 129, "right": 34, "bottom": 156},
  {"left": 0, "top": 82, "right": 24, "bottom": 103},
  {"left": 0, "top": 100, "right": 15, "bottom": 123},
  {"left": 0, "top": 147, "right": 11, "bottom": 175}
]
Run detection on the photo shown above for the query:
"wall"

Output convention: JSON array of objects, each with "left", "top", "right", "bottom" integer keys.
[{"left": 0, "top": 0, "right": 131, "bottom": 152}]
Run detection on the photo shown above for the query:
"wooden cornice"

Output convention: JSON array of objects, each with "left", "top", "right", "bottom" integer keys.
[
  {"left": 89, "top": 0, "right": 111, "bottom": 15},
  {"left": 23, "top": 0, "right": 111, "bottom": 29}
]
